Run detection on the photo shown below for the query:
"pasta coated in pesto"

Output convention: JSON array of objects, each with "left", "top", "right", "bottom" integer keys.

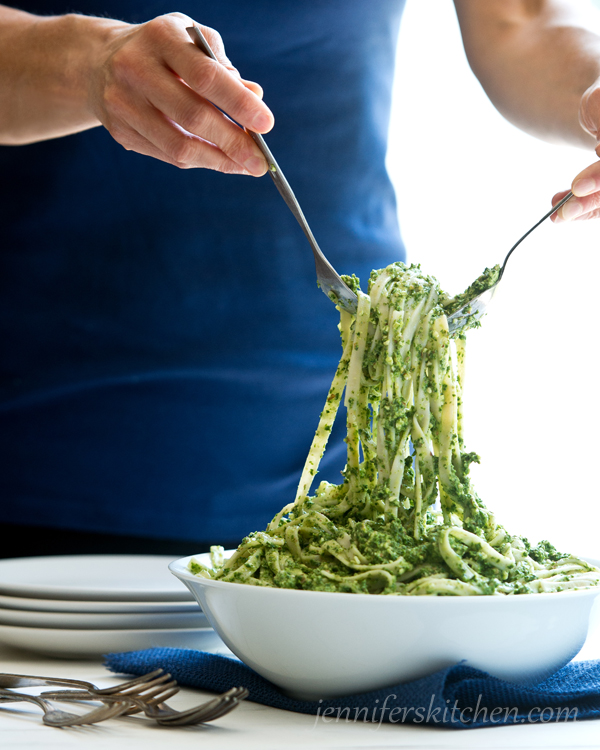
[{"left": 191, "top": 263, "right": 600, "bottom": 596}]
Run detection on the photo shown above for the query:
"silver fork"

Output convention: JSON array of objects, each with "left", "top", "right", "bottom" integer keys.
[
  {"left": 40, "top": 686, "right": 249, "bottom": 726},
  {"left": 0, "top": 688, "right": 131, "bottom": 727},
  {"left": 0, "top": 669, "right": 179, "bottom": 717},
  {"left": 140, "top": 685, "right": 249, "bottom": 726},
  {"left": 446, "top": 191, "right": 573, "bottom": 334},
  {"left": 0, "top": 668, "right": 175, "bottom": 697},
  {"left": 186, "top": 25, "right": 358, "bottom": 314}
]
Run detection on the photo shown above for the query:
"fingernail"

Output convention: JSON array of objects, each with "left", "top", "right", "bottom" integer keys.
[
  {"left": 251, "top": 111, "right": 273, "bottom": 132},
  {"left": 562, "top": 201, "right": 583, "bottom": 221},
  {"left": 572, "top": 177, "right": 596, "bottom": 196},
  {"left": 243, "top": 155, "right": 267, "bottom": 176}
]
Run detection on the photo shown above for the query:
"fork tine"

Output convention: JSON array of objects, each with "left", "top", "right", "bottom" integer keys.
[
  {"left": 40, "top": 687, "right": 177, "bottom": 717},
  {"left": 152, "top": 691, "right": 223, "bottom": 720},
  {"left": 42, "top": 672, "right": 177, "bottom": 705},
  {"left": 100, "top": 685, "right": 181, "bottom": 716},
  {"left": 156, "top": 699, "right": 237, "bottom": 726},
  {"left": 97, "top": 670, "right": 168, "bottom": 695},
  {"left": 187, "top": 702, "right": 239, "bottom": 724},
  {"left": 195, "top": 688, "right": 249, "bottom": 723},
  {"left": 144, "top": 687, "right": 180, "bottom": 705},
  {"left": 58, "top": 700, "right": 132, "bottom": 726},
  {"left": 134, "top": 680, "right": 179, "bottom": 703},
  {"left": 155, "top": 687, "right": 249, "bottom": 726}
]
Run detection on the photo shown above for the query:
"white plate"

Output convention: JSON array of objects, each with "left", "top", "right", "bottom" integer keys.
[
  {"left": 0, "top": 624, "right": 227, "bottom": 659},
  {"left": 0, "top": 555, "right": 194, "bottom": 601},
  {"left": 0, "top": 593, "right": 199, "bottom": 614},
  {"left": 0, "top": 607, "right": 209, "bottom": 630}
]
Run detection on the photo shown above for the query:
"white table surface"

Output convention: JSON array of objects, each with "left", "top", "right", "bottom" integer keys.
[{"left": 1, "top": 632, "right": 600, "bottom": 750}]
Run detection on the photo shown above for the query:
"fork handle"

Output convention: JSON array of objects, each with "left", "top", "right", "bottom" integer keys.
[
  {"left": 0, "top": 673, "right": 94, "bottom": 691},
  {"left": 500, "top": 190, "right": 573, "bottom": 276},
  {"left": 185, "top": 26, "right": 342, "bottom": 282}
]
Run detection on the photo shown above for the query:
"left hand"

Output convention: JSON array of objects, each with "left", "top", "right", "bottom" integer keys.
[{"left": 552, "top": 76, "right": 600, "bottom": 222}]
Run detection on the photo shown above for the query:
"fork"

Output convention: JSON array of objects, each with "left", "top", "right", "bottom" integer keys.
[
  {"left": 0, "top": 688, "right": 131, "bottom": 727},
  {"left": 446, "top": 191, "right": 573, "bottom": 334},
  {"left": 0, "top": 668, "right": 175, "bottom": 697},
  {"left": 186, "top": 25, "right": 358, "bottom": 314},
  {"left": 40, "top": 686, "right": 249, "bottom": 726},
  {"left": 133, "top": 685, "right": 249, "bottom": 726}
]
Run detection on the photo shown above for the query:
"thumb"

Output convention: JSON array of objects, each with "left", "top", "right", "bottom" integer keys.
[{"left": 198, "top": 25, "right": 241, "bottom": 79}]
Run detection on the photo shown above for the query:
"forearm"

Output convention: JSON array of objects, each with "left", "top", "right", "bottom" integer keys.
[
  {"left": 0, "top": 7, "right": 272, "bottom": 173},
  {"left": 454, "top": 0, "right": 600, "bottom": 148},
  {"left": 0, "top": 6, "right": 126, "bottom": 144}
]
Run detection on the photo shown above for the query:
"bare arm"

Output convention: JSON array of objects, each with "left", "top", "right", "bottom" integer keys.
[
  {"left": 0, "top": 6, "right": 273, "bottom": 174},
  {"left": 453, "top": 0, "right": 600, "bottom": 221},
  {"left": 453, "top": 0, "right": 600, "bottom": 147}
]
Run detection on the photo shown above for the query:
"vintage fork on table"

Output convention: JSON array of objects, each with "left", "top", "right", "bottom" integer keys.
[
  {"left": 0, "top": 668, "right": 177, "bottom": 699},
  {"left": 0, "top": 688, "right": 131, "bottom": 727},
  {"left": 43, "top": 685, "right": 250, "bottom": 726},
  {"left": 1, "top": 669, "right": 248, "bottom": 727},
  {"left": 0, "top": 669, "right": 175, "bottom": 726},
  {"left": 186, "top": 25, "right": 359, "bottom": 315}
]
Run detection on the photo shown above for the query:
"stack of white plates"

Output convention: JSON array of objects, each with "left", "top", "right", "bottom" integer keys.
[{"left": 0, "top": 555, "right": 224, "bottom": 658}]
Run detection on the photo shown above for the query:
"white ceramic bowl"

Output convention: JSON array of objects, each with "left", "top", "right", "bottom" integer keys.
[{"left": 169, "top": 553, "right": 600, "bottom": 700}]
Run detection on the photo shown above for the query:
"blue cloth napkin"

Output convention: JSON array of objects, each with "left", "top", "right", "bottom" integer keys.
[{"left": 104, "top": 648, "right": 600, "bottom": 728}]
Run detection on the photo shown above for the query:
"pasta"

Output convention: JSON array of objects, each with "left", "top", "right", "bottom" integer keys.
[{"left": 191, "top": 263, "right": 600, "bottom": 595}]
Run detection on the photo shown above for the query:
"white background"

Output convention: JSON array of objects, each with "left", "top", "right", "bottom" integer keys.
[{"left": 387, "top": 0, "right": 600, "bottom": 559}]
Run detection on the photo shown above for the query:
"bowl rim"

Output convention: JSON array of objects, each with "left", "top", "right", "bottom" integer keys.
[{"left": 169, "top": 553, "right": 600, "bottom": 604}]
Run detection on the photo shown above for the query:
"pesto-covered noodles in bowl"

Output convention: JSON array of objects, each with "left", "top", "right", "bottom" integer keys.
[{"left": 170, "top": 262, "right": 600, "bottom": 699}]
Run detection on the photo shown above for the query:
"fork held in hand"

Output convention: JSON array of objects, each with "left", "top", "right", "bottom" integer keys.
[
  {"left": 446, "top": 191, "right": 574, "bottom": 333},
  {"left": 186, "top": 25, "right": 358, "bottom": 315}
]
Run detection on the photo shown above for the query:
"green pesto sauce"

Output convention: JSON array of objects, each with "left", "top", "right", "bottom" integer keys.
[
  {"left": 442, "top": 265, "right": 502, "bottom": 317},
  {"left": 189, "top": 262, "right": 599, "bottom": 596}
]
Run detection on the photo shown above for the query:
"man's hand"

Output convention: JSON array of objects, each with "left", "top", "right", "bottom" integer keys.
[
  {"left": 552, "top": 78, "right": 600, "bottom": 222},
  {"left": 0, "top": 8, "right": 273, "bottom": 175},
  {"left": 89, "top": 13, "right": 273, "bottom": 174}
]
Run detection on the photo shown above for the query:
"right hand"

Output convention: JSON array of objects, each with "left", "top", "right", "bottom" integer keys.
[
  {"left": 88, "top": 12, "right": 273, "bottom": 174},
  {"left": 552, "top": 75, "right": 600, "bottom": 222}
]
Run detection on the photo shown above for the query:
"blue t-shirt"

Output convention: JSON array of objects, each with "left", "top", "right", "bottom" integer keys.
[{"left": 0, "top": 0, "right": 406, "bottom": 542}]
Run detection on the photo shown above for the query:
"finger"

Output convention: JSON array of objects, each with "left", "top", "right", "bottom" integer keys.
[
  {"left": 242, "top": 80, "right": 263, "bottom": 99},
  {"left": 182, "top": 52, "right": 273, "bottom": 132},
  {"left": 145, "top": 70, "right": 267, "bottom": 174},
  {"left": 163, "top": 15, "right": 245, "bottom": 82},
  {"left": 556, "top": 205, "right": 600, "bottom": 222},
  {"left": 163, "top": 37, "right": 273, "bottom": 133},
  {"left": 109, "top": 97, "right": 253, "bottom": 173},
  {"left": 111, "top": 125, "right": 185, "bottom": 166},
  {"left": 197, "top": 24, "right": 238, "bottom": 72},
  {"left": 569, "top": 159, "right": 600, "bottom": 198},
  {"left": 571, "top": 206, "right": 600, "bottom": 221},
  {"left": 550, "top": 189, "right": 572, "bottom": 223},
  {"left": 553, "top": 190, "right": 600, "bottom": 222},
  {"left": 134, "top": 15, "right": 273, "bottom": 132},
  {"left": 552, "top": 159, "right": 600, "bottom": 221}
]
